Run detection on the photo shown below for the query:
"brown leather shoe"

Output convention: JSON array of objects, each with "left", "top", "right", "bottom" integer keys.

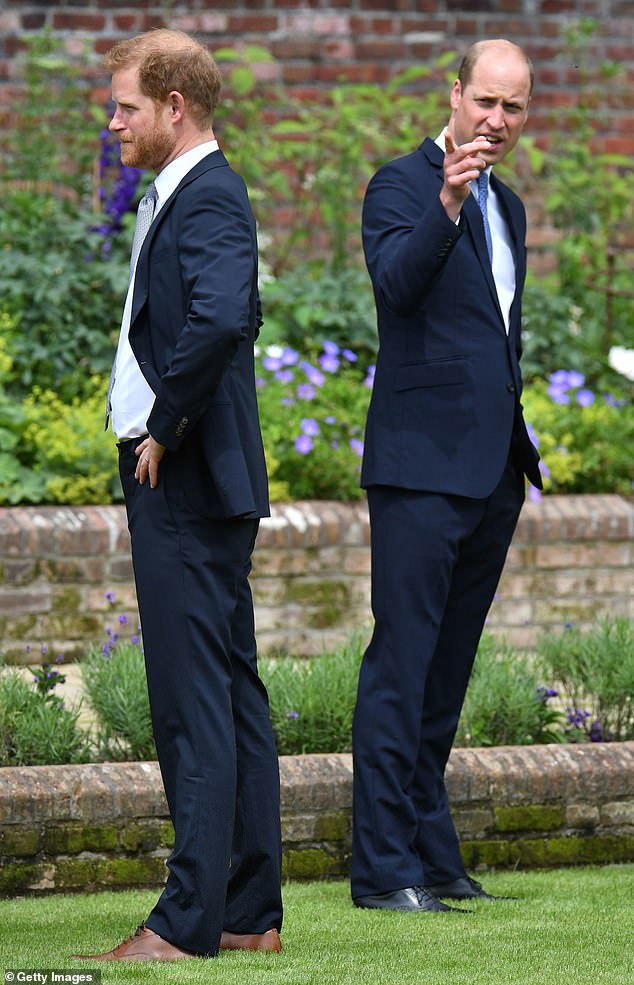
[
  {"left": 71, "top": 924, "right": 200, "bottom": 962},
  {"left": 219, "top": 928, "right": 282, "bottom": 952}
]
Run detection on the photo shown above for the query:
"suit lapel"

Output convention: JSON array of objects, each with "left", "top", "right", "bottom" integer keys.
[
  {"left": 460, "top": 194, "right": 506, "bottom": 329},
  {"left": 421, "top": 139, "right": 507, "bottom": 333},
  {"left": 131, "top": 149, "right": 229, "bottom": 325}
]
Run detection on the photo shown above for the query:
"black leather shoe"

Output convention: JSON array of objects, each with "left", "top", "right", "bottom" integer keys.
[
  {"left": 423, "top": 875, "right": 516, "bottom": 901},
  {"left": 353, "top": 886, "right": 469, "bottom": 913}
]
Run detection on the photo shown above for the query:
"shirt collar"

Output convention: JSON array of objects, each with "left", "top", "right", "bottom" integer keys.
[{"left": 154, "top": 139, "right": 219, "bottom": 206}]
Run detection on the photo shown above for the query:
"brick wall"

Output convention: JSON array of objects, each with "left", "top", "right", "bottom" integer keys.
[
  {"left": 1, "top": 1, "right": 633, "bottom": 157},
  {"left": 0, "top": 496, "right": 632, "bottom": 663},
  {"left": 1, "top": 743, "right": 633, "bottom": 894}
]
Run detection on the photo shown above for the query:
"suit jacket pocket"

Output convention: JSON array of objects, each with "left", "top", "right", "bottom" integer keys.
[{"left": 394, "top": 358, "right": 467, "bottom": 392}]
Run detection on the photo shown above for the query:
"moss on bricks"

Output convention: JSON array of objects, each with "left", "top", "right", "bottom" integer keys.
[
  {"left": 460, "top": 840, "right": 511, "bottom": 869},
  {"left": 314, "top": 812, "right": 350, "bottom": 842},
  {"left": 510, "top": 834, "right": 634, "bottom": 868},
  {"left": 282, "top": 848, "right": 334, "bottom": 880},
  {"left": 495, "top": 805, "right": 566, "bottom": 833},
  {"left": 287, "top": 579, "right": 352, "bottom": 629},
  {"left": 0, "top": 825, "right": 41, "bottom": 857},
  {"left": 51, "top": 588, "right": 82, "bottom": 612},
  {"left": 119, "top": 821, "right": 162, "bottom": 852},
  {"left": 159, "top": 821, "right": 175, "bottom": 848},
  {"left": 95, "top": 856, "right": 167, "bottom": 887},
  {"left": 43, "top": 824, "right": 118, "bottom": 854},
  {"left": 0, "top": 863, "right": 45, "bottom": 895},
  {"left": 55, "top": 857, "right": 97, "bottom": 889}
]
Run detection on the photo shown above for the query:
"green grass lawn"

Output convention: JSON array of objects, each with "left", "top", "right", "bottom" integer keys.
[{"left": 0, "top": 867, "right": 632, "bottom": 984}]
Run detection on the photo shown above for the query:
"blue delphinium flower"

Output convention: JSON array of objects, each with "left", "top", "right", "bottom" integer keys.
[
  {"left": 300, "top": 418, "right": 320, "bottom": 437},
  {"left": 294, "top": 435, "right": 313, "bottom": 455},
  {"left": 297, "top": 383, "right": 315, "bottom": 401}
]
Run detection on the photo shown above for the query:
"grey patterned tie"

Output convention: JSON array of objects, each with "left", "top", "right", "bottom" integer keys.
[
  {"left": 477, "top": 170, "right": 493, "bottom": 264},
  {"left": 105, "top": 182, "right": 158, "bottom": 429}
]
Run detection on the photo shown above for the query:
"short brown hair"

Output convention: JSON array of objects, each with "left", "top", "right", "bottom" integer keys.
[
  {"left": 458, "top": 39, "right": 534, "bottom": 97},
  {"left": 103, "top": 29, "right": 222, "bottom": 128}
]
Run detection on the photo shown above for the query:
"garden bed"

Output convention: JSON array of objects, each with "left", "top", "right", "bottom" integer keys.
[{"left": 1, "top": 743, "right": 633, "bottom": 896}]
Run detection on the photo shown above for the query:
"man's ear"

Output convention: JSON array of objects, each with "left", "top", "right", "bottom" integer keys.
[
  {"left": 449, "top": 79, "right": 462, "bottom": 113},
  {"left": 168, "top": 90, "right": 185, "bottom": 121}
]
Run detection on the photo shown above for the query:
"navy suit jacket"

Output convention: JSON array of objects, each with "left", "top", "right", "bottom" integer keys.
[
  {"left": 361, "top": 137, "right": 541, "bottom": 498},
  {"left": 128, "top": 149, "right": 269, "bottom": 519}
]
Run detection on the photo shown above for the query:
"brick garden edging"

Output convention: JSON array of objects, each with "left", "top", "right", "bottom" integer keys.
[
  {"left": 1, "top": 743, "right": 633, "bottom": 895},
  {"left": 1, "top": 496, "right": 633, "bottom": 660}
]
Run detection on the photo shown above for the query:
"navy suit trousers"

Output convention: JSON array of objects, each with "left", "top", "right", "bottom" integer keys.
[
  {"left": 119, "top": 438, "right": 282, "bottom": 954},
  {"left": 351, "top": 456, "right": 524, "bottom": 898}
]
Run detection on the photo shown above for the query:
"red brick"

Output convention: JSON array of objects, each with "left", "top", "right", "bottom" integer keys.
[
  {"left": 112, "top": 13, "right": 142, "bottom": 31},
  {"left": 51, "top": 12, "right": 106, "bottom": 30},
  {"left": 226, "top": 16, "right": 279, "bottom": 34},
  {"left": 349, "top": 16, "right": 397, "bottom": 35},
  {"left": 355, "top": 40, "right": 409, "bottom": 60}
]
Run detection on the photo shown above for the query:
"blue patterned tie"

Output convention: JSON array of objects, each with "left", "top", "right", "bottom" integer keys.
[{"left": 477, "top": 170, "right": 493, "bottom": 264}]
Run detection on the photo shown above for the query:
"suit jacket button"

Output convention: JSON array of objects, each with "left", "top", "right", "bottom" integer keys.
[{"left": 507, "top": 383, "right": 516, "bottom": 393}]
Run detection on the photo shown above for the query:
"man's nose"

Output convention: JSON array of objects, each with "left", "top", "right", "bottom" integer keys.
[
  {"left": 109, "top": 110, "right": 123, "bottom": 132},
  {"left": 487, "top": 104, "right": 505, "bottom": 129}
]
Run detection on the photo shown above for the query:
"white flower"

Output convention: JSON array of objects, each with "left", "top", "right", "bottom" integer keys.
[
  {"left": 608, "top": 346, "right": 634, "bottom": 382},
  {"left": 265, "top": 344, "right": 284, "bottom": 359}
]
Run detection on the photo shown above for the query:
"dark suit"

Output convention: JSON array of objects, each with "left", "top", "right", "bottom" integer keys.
[
  {"left": 117, "top": 149, "right": 282, "bottom": 954},
  {"left": 351, "top": 138, "right": 541, "bottom": 897}
]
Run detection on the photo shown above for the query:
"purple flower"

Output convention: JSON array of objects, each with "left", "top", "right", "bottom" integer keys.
[
  {"left": 547, "top": 383, "right": 570, "bottom": 404},
  {"left": 525, "top": 422, "right": 540, "bottom": 448},
  {"left": 331, "top": 441, "right": 340, "bottom": 449},
  {"left": 131, "top": 635, "right": 140, "bottom": 646},
  {"left": 275, "top": 369, "right": 294, "bottom": 384},
  {"left": 300, "top": 361, "right": 326, "bottom": 387},
  {"left": 528, "top": 485, "right": 542, "bottom": 503},
  {"left": 25, "top": 644, "right": 31, "bottom": 654},
  {"left": 280, "top": 397, "right": 296, "bottom": 406},
  {"left": 342, "top": 349, "right": 358, "bottom": 362},
  {"left": 319, "top": 353, "right": 340, "bottom": 373},
  {"left": 576, "top": 388, "right": 595, "bottom": 407},
  {"left": 118, "top": 613, "right": 129, "bottom": 625},
  {"left": 324, "top": 415, "right": 337, "bottom": 425},
  {"left": 287, "top": 710, "right": 300, "bottom": 720},
  {"left": 281, "top": 347, "right": 299, "bottom": 366},
  {"left": 322, "top": 340, "right": 339, "bottom": 356},
  {"left": 349, "top": 438, "right": 364, "bottom": 457},
  {"left": 104, "top": 591, "right": 115, "bottom": 604},
  {"left": 263, "top": 355, "right": 283, "bottom": 372},
  {"left": 297, "top": 383, "right": 315, "bottom": 401},
  {"left": 255, "top": 377, "right": 266, "bottom": 389},
  {"left": 294, "top": 435, "right": 314, "bottom": 455},
  {"left": 41, "top": 645, "right": 47, "bottom": 656},
  {"left": 539, "top": 460, "right": 551, "bottom": 480},
  {"left": 300, "top": 418, "right": 320, "bottom": 437},
  {"left": 364, "top": 365, "right": 376, "bottom": 388},
  {"left": 56, "top": 654, "right": 64, "bottom": 663}
]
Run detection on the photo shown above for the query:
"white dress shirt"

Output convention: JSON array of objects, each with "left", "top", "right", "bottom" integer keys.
[
  {"left": 434, "top": 129, "right": 516, "bottom": 334},
  {"left": 111, "top": 139, "right": 219, "bottom": 440}
]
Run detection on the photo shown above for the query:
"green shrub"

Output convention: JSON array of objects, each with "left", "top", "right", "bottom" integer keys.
[
  {"left": 0, "top": 366, "right": 119, "bottom": 506},
  {"left": 454, "top": 634, "right": 564, "bottom": 748},
  {"left": 523, "top": 375, "right": 633, "bottom": 496},
  {"left": 0, "top": 33, "right": 135, "bottom": 402},
  {"left": 260, "top": 634, "right": 365, "bottom": 756},
  {"left": 537, "top": 617, "right": 634, "bottom": 742},
  {"left": 0, "top": 667, "right": 90, "bottom": 766},
  {"left": 81, "top": 638, "right": 156, "bottom": 762},
  {"left": 256, "top": 342, "right": 371, "bottom": 501}
]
